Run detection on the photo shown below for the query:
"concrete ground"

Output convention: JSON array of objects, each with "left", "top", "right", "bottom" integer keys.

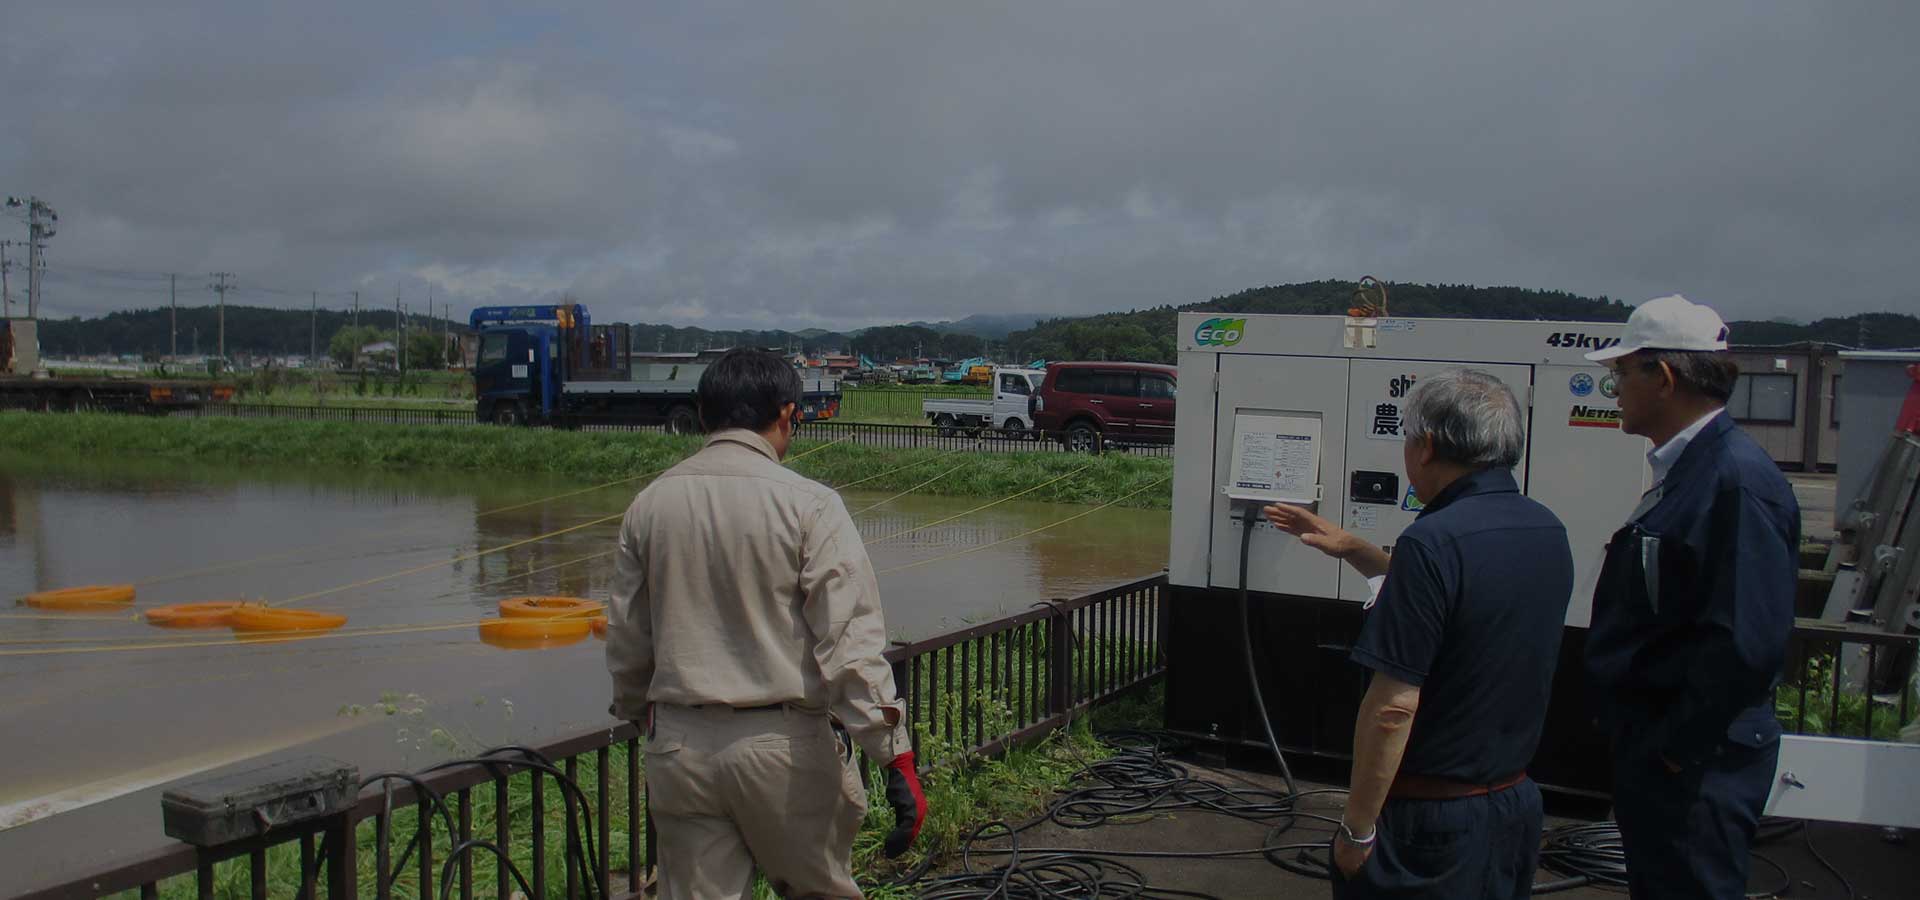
[
  {"left": 1791, "top": 471, "right": 1838, "bottom": 543},
  {"left": 945, "top": 753, "right": 1916, "bottom": 899}
]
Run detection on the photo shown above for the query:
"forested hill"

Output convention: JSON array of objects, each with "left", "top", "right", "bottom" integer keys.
[
  {"left": 35, "top": 306, "right": 459, "bottom": 358},
  {"left": 1005, "top": 280, "right": 1918, "bottom": 364}
]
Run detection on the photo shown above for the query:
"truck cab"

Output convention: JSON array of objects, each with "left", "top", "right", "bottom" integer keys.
[{"left": 473, "top": 322, "right": 562, "bottom": 425}]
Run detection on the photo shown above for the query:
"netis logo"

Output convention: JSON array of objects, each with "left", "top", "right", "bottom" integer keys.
[{"left": 1195, "top": 317, "right": 1246, "bottom": 347}]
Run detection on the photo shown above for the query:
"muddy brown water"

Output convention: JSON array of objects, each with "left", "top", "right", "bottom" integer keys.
[{"left": 0, "top": 453, "right": 1166, "bottom": 888}]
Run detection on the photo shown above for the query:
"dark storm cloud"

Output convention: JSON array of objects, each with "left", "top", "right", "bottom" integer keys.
[{"left": 3, "top": 1, "right": 1914, "bottom": 328}]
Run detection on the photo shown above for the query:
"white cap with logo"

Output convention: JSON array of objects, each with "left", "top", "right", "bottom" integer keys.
[{"left": 1585, "top": 294, "right": 1730, "bottom": 362}]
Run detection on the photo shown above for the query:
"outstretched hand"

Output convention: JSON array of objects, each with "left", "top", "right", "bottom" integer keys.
[{"left": 1263, "top": 503, "right": 1362, "bottom": 559}]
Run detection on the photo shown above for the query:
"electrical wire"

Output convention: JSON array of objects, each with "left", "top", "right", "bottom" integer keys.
[
  {"left": 852, "top": 458, "right": 979, "bottom": 517},
  {"left": 875, "top": 477, "right": 1167, "bottom": 576},
  {"left": 868, "top": 463, "right": 1095, "bottom": 545},
  {"left": 1800, "top": 820, "right": 1856, "bottom": 900},
  {"left": 291, "top": 745, "right": 604, "bottom": 900}
]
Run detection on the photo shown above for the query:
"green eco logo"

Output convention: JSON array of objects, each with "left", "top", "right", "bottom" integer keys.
[{"left": 1195, "top": 317, "right": 1246, "bottom": 347}]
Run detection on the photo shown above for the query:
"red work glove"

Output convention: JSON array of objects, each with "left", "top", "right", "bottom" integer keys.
[{"left": 882, "top": 751, "right": 926, "bottom": 858}]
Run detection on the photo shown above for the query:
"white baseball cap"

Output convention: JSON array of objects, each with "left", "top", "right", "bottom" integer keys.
[{"left": 1585, "top": 294, "right": 1730, "bottom": 362}]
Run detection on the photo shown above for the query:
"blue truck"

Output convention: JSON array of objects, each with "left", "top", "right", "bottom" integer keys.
[{"left": 469, "top": 304, "right": 841, "bottom": 431}]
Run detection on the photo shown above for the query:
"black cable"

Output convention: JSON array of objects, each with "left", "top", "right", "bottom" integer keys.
[
  {"left": 1532, "top": 819, "right": 1792, "bottom": 899},
  {"left": 422, "top": 746, "right": 608, "bottom": 900},
  {"left": 358, "top": 772, "right": 460, "bottom": 895},
  {"left": 1237, "top": 506, "right": 1298, "bottom": 798},
  {"left": 292, "top": 745, "right": 609, "bottom": 900},
  {"left": 438, "top": 839, "right": 536, "bottom": 900},
  {"left": 1801, "top": 820, "right": 1857, "bottom": 900}
]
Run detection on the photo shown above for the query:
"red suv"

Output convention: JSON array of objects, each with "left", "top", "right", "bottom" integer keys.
[{"left": 1028, "top": 362, "right": 1177, "bottom": 452}]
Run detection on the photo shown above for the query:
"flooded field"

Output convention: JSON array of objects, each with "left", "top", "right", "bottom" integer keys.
[{"left": 0, "top": 452, "right": 1167, "bottom": 885}]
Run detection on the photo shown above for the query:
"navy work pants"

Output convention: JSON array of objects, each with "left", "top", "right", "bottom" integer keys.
[
  {"left": 1610, "top": 724, "right": 1779, "bottom": 900},
  {"left": 1330, "top": 777, "right": 1543, "bottom": 899}
]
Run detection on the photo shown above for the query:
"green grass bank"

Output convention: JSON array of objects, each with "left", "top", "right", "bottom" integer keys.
[{"left": 0, "top": 412, "right": 1172, "bottom": 510}]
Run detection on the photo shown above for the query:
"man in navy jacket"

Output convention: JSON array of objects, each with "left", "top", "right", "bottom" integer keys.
[{"left": 1584, "top": 295, "right": 1800, "bottom": 900}]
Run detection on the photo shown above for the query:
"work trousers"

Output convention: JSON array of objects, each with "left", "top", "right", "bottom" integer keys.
[
  {"left": 645, "top": 704, "right": 869, "bottom": 900},
  {"left": 1610, "top": 721, "right": 1779, "bottom": 900},
  {"left": 1330, "top": 777, "right": 1543, "bottom": 900}
]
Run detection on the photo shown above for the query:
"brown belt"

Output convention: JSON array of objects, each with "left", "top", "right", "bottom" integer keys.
[{"left": 1387, "top": 771, "right": 1527, "bottom": 801}]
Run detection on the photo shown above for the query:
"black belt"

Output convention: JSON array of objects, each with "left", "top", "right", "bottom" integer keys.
[{"left": 687, "top": 702, "right": 786, "bottom": 713}]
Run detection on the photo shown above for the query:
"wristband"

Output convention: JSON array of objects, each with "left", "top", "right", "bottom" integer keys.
[{"left": 1338, "top": 821, "right": 1377, "bottom": 846}]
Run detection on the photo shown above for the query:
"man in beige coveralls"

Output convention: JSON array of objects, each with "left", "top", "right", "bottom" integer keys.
[{"left": 607, "top": 348, "right": 926, "bottom": 899}]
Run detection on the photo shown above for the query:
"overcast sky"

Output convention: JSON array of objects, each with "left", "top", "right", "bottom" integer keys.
[{"left": 4, "top": 1, "right": 1915, "bottom": 329}]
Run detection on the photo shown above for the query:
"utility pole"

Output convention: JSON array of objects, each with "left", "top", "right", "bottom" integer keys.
[
  {"left": 352, "top": 290, "right": 360, "bottom": 329},
  {"left": 209, "top": 272, "right": 233, "bottom": 362},
  {"left": 5, "top": 196, "right": 58, "bottom": 319},
  {"left": 310, "top": 291, "right": 318, "bottom": 363},
  {"left": 395, "top": 287, "right": 403, "bottom": 372},
  {"left": 0, "top": 240, "right": 12, "bottom": 318},
  {"left": 169, "top": 274, "right": 177, "bottom": 358}
]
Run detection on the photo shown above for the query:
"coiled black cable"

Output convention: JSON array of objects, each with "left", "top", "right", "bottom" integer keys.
[{"left": 293, "top": 744, "right": 608, "bottom": 900}]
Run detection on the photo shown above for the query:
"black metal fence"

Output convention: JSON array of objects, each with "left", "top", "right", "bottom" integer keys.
[
  {"left": 184, "top": 403, "right": 478, "bottom": 427},
  {"left": 174, "top": 404, "right": 1178, "bottom": 456},
  {"left": 25, "top": 574, "right": 1168, "bottom": 900},
  {"left": 1777, "top": 622, "right": 1918, "bottom": 740}
]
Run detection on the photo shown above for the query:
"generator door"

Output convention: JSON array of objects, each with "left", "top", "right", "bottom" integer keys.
[
  {"left": 1208, "top": 354, "right": 1349, "bottom": 598},
  {"left": 1337, "top": 360, "right": 1534, "bottom": 603}
]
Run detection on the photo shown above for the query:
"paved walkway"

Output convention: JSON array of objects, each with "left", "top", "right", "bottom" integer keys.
[{"left": 950, "top": 752, "right": 1915, "bottom": 899}]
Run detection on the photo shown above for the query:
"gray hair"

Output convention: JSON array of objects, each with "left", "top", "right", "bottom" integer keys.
[
  {"left": 1402, "top": 368, "right": 1525, "bottom": 469},
  {"left": 1637, "top": 350, "right": 1739, "bottom": 403}
]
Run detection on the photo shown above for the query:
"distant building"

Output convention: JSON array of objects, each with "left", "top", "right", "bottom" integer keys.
[{"left": 357, "top": 341, "right": 398, "bottom": 370}]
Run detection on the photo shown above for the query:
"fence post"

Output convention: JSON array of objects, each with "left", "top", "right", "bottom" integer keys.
[{"left": 1046, "top": 599, "right": 1072, "bottom": 716}]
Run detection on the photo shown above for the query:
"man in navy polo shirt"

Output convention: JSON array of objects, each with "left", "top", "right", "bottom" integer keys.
[
  {"left": 1584, "top": 295, "right": 1798, "bottom": 900},
  {"left": 1267, "top": 368, "right": 1574, "bottom": 899}
]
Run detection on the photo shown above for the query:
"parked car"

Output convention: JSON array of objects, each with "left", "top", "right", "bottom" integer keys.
[{"left": 1028, "top": 361, "right": 1177, "bottom": 452}]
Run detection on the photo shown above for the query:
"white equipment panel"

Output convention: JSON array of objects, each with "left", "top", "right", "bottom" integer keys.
[
  {"left": 1337, "top": 360, "right": 1534, "bottom": 604},
  {"left": 1171, "top": 313, "right": 1647, "bottom": 629},
  {"left": 1767, "top": 735, "right": 1920, "bottom": 828}
]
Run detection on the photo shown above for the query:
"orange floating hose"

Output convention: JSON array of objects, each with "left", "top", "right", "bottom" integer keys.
[
  {"left": 22, "top": 584, "right": 136, "bottom": 610},
  {"left": 498, "top": 596, "right": 604, "bottom": 619},
  {"left": 145, "top": 601, "right": 252, "bottom": 629},
  {"left": 478, "top": 616, "right": 592, "bottom": 641},
  {"left": 479, "top": 630, "right": 591, "bottom": 651},
  {"left": 228, "top": 607, "right": 349, "bottom": 634}
]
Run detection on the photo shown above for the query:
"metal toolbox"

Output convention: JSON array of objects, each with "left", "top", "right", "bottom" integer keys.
[{"left": 161, "top": 756, "right": 359, "bottom": 847}]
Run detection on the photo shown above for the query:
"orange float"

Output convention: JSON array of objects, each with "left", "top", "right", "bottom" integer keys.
[
  {"left": 146, "top": 601, "right": 251, "bottom": 629},
  {"left": 22, "top": 584, "right": 136, "bottom": 610},
  {"left": 590, "top": 615, "right": 608, "bottom": 639},
  {"left": 498, "top": 596, "right": 604, "bottom": 619},
  {"left": 228, "top": 607, "right": 349, "bottom": 635},
  {"left": 478, "top": 615, "right": 592, "bottom": 650}
]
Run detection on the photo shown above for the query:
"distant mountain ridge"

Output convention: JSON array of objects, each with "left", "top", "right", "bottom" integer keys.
[{"left": 31, "top": 284, "right": 1917, "bottom": 362}]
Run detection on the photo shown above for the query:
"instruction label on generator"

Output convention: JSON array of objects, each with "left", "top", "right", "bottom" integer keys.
[{"left": 1226, "top": 412, "right": 1322, "bottom": 503}]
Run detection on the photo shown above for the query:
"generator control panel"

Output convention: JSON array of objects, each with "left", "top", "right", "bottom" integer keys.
[{"left": 1168, "top": 313, "right": 1650, "bottom": 628}]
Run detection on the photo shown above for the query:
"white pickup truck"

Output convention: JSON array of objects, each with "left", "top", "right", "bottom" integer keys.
[{"left": 922, "top": 367, "right": 1046, "bottom": 437}]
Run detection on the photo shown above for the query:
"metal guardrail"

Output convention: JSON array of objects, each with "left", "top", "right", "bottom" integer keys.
[
  {"left": 1778, "top": 621, "right": 1918, "bottom": 740},
  {"left": 25, "top": 574, "right": 1168, "bottom": 900},
  {"left": 184, "top": 403, "right": 478, "bottom": 426},
  {"left": 174, "top": 404, "right": 1180, "bottom": 456}
]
